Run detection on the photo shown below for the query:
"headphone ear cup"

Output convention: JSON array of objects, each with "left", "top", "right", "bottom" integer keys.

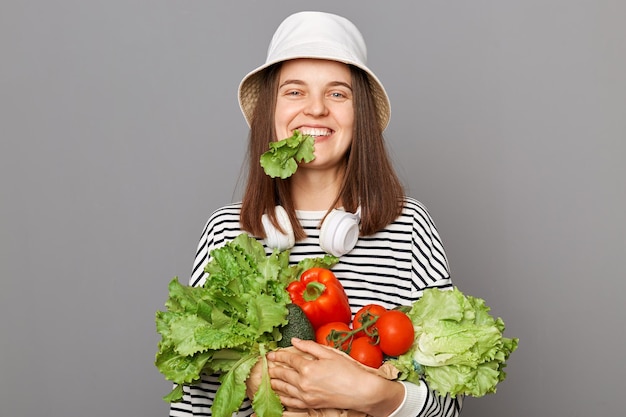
[
  {"left": 319, "top": 209, "right": 360, "bottom": 257},
  {"left": 262, "top": 206, "right": 295, "bottom": 251}
]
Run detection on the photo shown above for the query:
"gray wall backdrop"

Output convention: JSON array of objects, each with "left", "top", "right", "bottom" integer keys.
[{"left": 2, "top": 1, "right": 624, "bottom": 416}]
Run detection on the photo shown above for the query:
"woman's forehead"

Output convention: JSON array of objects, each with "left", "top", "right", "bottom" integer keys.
[{"left": 279, "top": 58, "right": 352, "bottom": 79}]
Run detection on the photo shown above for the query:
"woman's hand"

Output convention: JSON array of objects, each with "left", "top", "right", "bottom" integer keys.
[{"left": 266, "top": 338, "right": 405, "bottom": 417}]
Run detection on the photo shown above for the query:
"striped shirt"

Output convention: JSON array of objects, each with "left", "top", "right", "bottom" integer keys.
[{"left": 171, "top": 197, "right": 462, "bottom": 417}]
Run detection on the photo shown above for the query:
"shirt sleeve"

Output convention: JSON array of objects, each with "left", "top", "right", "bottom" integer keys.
[{"left": 387, "top": 381, "right": 462, "bottom": 417}]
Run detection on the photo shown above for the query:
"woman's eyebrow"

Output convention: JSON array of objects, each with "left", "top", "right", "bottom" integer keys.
[
  {"left": 278, "top": 80, "right": 352, "bottom": 90},
  {"left": 328, "top": 81, "right": 353, "bottom": 90},
  {"left": 279, "top": 79, "right": 305, "bottom": 88}
]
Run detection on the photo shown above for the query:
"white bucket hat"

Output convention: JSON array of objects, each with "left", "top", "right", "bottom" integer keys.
[{"left": 238, "top": 11, "right": 391, "bottom": 131}]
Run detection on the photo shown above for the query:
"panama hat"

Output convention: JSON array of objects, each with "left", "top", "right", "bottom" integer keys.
[{"left": 238, "top": 11, "right": 391, "bottom": 131}]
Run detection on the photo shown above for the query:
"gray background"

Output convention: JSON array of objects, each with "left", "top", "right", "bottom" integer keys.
[{"left": 1, "top": 1, "right": 624, "bottom": 416}]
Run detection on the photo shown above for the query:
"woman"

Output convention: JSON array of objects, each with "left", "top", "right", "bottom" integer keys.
[{"left": 173, "top": 11, "right": 462, "bottom": 417}]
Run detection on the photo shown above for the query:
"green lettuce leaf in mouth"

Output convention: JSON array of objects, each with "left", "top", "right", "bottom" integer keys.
[{"left": 260, "top": 130, "right": 316, "bottom": 179}]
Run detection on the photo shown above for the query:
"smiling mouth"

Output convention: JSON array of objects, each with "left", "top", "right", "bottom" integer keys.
[{"left": 296, "top": 127, "right": 333, "bottom": 137}]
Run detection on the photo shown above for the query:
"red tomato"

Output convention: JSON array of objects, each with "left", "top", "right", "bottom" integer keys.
[
  {"left": 349, "top": 337, "right": 384, "bottom": 368},
  {"left": 375, "top": 310, "right": 415, "bottom": 356},
  {"left": 352, "top": 304, "right": 387, "bottom": 341},
  {"left": 315, "top": 321, "right": 352, "bottom": 352}
]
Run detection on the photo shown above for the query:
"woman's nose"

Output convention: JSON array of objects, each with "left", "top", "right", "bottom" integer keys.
[{"left": 303, "top": 94, "right": 328, "bottom": 117}]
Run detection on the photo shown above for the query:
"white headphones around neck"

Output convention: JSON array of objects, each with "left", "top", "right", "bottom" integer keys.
[{"left": 261, "top": 205, "right": 360, "bottom": 257}]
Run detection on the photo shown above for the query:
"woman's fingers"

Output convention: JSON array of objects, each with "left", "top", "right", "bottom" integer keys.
[{"left": 266, "top": 338, "right": 377, "bottom": 410}]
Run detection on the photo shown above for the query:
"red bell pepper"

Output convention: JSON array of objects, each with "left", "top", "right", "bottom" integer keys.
[{"left": 287, "top": 267, "right": 352, "bottom": 329}]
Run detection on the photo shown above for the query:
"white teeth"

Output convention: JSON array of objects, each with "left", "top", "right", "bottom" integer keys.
[{"left": 298, "top": 128, "right": 332, "bottom": 137}]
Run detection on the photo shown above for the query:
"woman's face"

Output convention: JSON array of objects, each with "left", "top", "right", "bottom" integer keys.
[{"left": 274, "top": 59, "right": 354, "bottom": 172}]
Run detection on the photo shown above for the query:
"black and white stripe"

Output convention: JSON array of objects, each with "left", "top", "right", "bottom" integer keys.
[{"left": 173, "top": 197, "right": 462, "bottom": 417}]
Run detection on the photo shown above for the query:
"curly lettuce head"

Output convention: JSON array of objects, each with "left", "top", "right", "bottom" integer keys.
[{"left": 392, "top": 287, "right": 518, "bottom": 398}]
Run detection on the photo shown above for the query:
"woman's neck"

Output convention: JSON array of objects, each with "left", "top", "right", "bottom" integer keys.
[{"left": 290, "top": 168, "right": 344, "bottom": 211}]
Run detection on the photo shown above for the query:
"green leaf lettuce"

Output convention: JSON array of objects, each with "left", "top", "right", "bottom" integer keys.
[{"left": 155, "top": 233, "right": 338, "bottom": 417}]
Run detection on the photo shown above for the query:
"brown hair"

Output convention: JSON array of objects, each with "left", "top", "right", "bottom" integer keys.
[{"left": 240, "top": 63, "right": 404, "bottom": 240}]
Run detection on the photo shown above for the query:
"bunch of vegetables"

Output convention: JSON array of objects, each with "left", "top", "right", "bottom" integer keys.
[
  {"left": 154, "top": 233, "right": 338, "bottom": 417},
  {"left": 156, "top": 231, "right": 518, "bottom": 417}
]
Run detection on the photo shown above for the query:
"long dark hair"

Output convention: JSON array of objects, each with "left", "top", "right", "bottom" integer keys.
[{"left": 240, "top": 62, "right": 404, "bottom": 240}]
